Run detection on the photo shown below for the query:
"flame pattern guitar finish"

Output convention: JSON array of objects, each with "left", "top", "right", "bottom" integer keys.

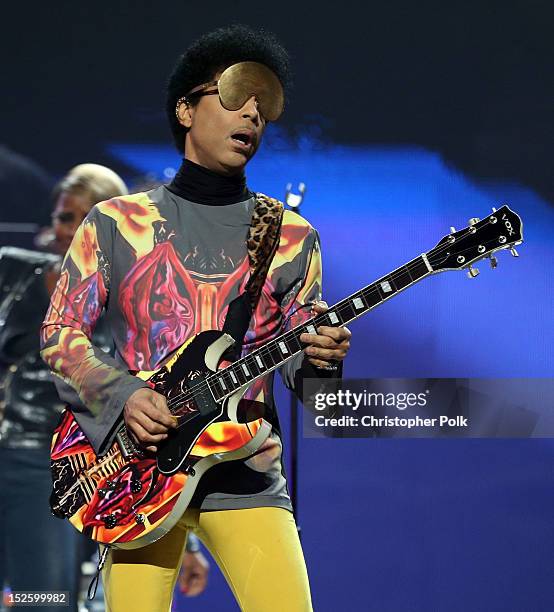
[{"left": 49, "top": 332, "right": 266, "bottom": 548}]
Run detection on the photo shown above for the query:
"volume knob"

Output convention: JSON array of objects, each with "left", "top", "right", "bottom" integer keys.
[{"left": 103, "top": 514, "right": 117, "bottom": 529}]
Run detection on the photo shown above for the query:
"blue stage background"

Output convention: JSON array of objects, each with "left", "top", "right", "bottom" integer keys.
[{"left": 107, "top": 140, "right": 554, "bottom": 611}]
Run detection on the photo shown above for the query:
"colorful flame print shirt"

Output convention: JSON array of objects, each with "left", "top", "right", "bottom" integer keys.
[{"left": 41, "top": 186, "right": 322, "bottom": 511}]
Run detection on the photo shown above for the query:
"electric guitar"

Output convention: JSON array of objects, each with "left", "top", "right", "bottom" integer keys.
[{"left": 50, "top": 205, "right": 523, "bottom": 549}]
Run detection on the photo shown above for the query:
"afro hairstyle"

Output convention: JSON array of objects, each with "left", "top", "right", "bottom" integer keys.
[{"left": 166, "top": 24, "right": 291, "bottom": 153}]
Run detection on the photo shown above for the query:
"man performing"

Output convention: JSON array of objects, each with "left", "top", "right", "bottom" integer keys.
[{"left": 41, "top": 24, "right": 351, "bottom": 612}]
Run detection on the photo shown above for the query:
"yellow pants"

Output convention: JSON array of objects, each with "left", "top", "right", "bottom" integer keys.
[{"left": 103, "top": 506, "right": 313, "bottom": 612}]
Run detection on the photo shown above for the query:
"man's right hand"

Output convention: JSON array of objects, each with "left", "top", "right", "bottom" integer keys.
[{"left": 124, "top": 388, "right": 177, "bottom": 452}]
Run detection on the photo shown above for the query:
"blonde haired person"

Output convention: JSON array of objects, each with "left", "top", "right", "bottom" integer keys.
[{"left": 36, "top": 163, "right": 128, "bottom": 257}]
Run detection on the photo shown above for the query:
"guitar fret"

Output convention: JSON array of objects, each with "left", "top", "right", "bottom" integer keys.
[
  {"left": 328, "top": 311, "right": 340, "bottom": 325},
  {"left": 394, "top": 266, "right": 413, "bottom": 289},
  {"left": 233, "top": 365, "right": 247, "bottom": 385},
  {"left": 221, "top": 370, "right": 234, "bottom": 391},
  {"left": 258, "top": 346, "right": 274, "bottom": 368},
  {"left": 410, "top": 257, "right": 430, "bottom": 280},
  {"left": 317, "top": 313, "right": 333, "bottom": 327},
  {"left": 287, "top": 333, "right": 303, "bottom": 352},
  {"left": 247, "top": 347, "right": 276, "bottom": 377},
  {"left": 242, "top": 355, "right": 259, "bottom": 378},
  {"left": 338, "top": 301, "right": 356, "bottom": 322},
  {"left": 219, "top": 372, "right": 230, "bottom": 390},
  {"left": 267, "top": 344, "right": 282, "bottom": 365},
  {"left": 363, "top": 287, "right": 381, "bottom": 308},
  {"left": 384, "top": 275, "right": 398, "bottom": 297},
  {"left": 206, "top": 378, "right": 221, "bottom": 400},
  {"left": 375, "top": 282, "right": 387, "bottom": 301}
]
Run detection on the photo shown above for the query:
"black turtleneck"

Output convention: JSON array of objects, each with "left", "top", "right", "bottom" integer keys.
[{"left": 166, "top": 158, "right": 252, "bottom": 205}]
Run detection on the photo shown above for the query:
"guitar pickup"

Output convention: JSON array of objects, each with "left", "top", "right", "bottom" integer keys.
[{"left": 184, "top": 373, "right": 219, "bottom": 415}]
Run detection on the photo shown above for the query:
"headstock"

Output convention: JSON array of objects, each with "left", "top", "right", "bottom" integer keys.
[{"left": 427, "top": 205, "right": 523, "bottom": 276}]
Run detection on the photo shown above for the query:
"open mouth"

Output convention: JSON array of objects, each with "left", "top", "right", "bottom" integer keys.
[{"left": 231, "top": 130, "right": 254, "bottom": 150}]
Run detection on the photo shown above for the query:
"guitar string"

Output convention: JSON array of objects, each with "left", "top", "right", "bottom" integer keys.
[
  {"left": 166, "top": 232, "right": 506, "bottom": 418},
  {"left": 165, "top": 229, "right": 509, "bottom": 418}
]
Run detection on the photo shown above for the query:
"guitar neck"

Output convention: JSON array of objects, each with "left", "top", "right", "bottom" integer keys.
[{"left": 205, "top": 254, "right": 434, "bottom": 402}]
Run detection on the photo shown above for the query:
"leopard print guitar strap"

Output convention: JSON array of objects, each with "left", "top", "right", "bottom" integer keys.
[
  {"left": 222, "top": 192, "right": 284, "bottom": 357},
  {"left": 245, "top": 192, "right": 284, "bottom": 309}
]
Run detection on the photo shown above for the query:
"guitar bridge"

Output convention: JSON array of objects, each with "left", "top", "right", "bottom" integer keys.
[{"left": 115, "top": 426, "right": 143, "bottom": 459}]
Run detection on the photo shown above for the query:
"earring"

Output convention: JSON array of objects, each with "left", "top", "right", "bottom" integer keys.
[{"left": 175, "top": 97, "right": 188, "bottom": 120}]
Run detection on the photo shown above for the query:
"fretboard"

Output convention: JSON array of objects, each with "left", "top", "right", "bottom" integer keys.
[{"left": 205, "top": 254, "right": 432, "bottom": 402}]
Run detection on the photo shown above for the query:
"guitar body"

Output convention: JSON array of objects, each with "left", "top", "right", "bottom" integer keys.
[{"left": 49, "top": 330, "right": 272, "bottom": 549}]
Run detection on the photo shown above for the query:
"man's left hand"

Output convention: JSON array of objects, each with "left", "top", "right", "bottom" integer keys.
[{"left": 299, "top": 300, "right": 351, "bottom": 369}]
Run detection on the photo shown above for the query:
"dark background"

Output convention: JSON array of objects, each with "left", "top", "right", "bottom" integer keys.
[{"left": 2, "top": 1, "right": 553, "bottom": 203}]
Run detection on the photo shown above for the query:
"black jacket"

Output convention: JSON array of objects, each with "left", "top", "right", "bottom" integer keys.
[{"left": 0, "top": 247, "right": 112, "bottom": 448}]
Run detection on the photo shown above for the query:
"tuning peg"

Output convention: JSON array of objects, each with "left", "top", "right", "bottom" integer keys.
[
  {"left": 492, "top": 207, "right": 497, "bottom": 212},
  {"left": 450, "top": 226, "right": 456, "bottom": 233},
  {"left": 468, "top": 218, "right": 480, "bottom": 226},
  {"left": 489, "top": 255, "right": 498, "bottom": 269},
  {"left": 510, "top": 247, "right": 519, "bottom": 257},
  {"left": 467, "top": 266, "right": 480, "bottom": 278}
]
